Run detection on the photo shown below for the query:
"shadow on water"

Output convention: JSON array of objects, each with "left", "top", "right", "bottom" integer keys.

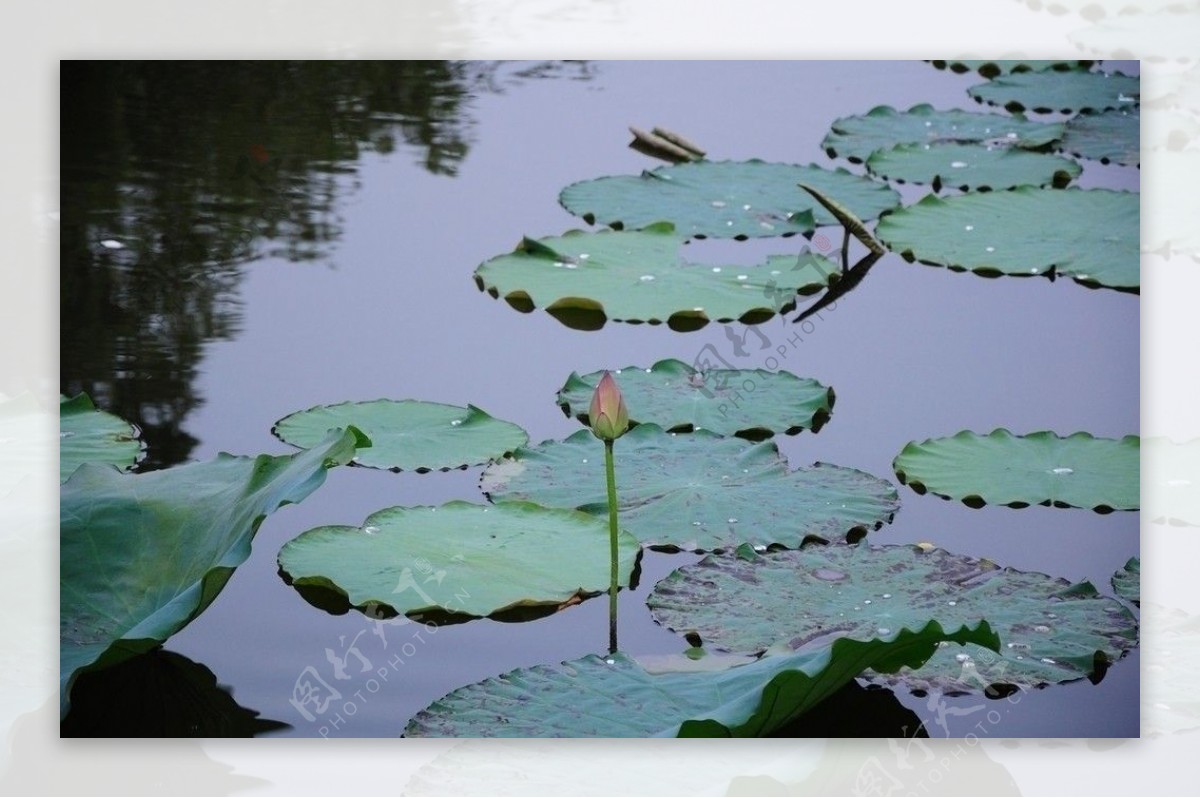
[{"left": 59, "top": 61, "right": 595, "bottom": 469}]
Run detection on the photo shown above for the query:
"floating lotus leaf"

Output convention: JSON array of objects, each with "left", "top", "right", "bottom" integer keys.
[
  {"left": 822, "top": 104, "right": 1064, "bottom": 164},
  {"left": 278, "top": 501, "right": 640, "bottom": 619},
  {"left": 892, "top": 429, "right": 1139, "bottom": 511},
  {"left": 60, "top": 427, "right": 364, "bottom": 716},
  {"left": 866, "top": 142, "right": 1081, "bottom": 192},
  {"left": 648, "top": 544, "right": 1139, "bottom": 694},
  {"left": 59, "top": 393, "right": 142, "bottom": 482},
  {"left": 1144, "top": 437, "right": 1200, "bottom": 526},
  {"left": 481, "top": 425, "right": 898, "bottom": 551},
  {"left": 1112, "top": 557, "right": 1140, "bottom": 606},
  {"left": 1061, "top": 109, "right": 1140, "bottom": 166},
  {"left": 927, "top": 60, "right": 1095, "bottom": 78},
  {"left": 875, "top": 187, "right": 1139, "bottom": 290},
  {"left": 558, "top": 160, "right": 901, "bottom": 239},
  {"left": 968, "top": 70, "right": 1140, "bottom": 114},
  {"left": 474, "top": 224, "right": 840, "bottom": 331},
  {"left": 404, "top": 620, "right": 999, "bottom": 737},
  {"left": 556, "top": 359, "right": 834, "bottom": 440},
  {"left": 273, "top": 399, "right": 527, "bottom": 472}
]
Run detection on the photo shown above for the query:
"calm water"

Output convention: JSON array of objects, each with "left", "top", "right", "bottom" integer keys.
[{"left": 60, "top": 60, "right": 1139, "bottom": 738}]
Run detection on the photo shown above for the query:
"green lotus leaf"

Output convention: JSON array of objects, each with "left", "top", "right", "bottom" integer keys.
[
  {"left": 556, "top": 359, "right": 834, "bottom": 440},
  {"left": 1145, "top": 437, "right": 1200, "bottom": 526},
  {"left": 60, "top": 427, "right": 365, "bottom": 716},
  {"left": 821, "top": 104, "right": 1065, "bottom": 164},
  {"left": 968, "top": 70, "right": 1140, "bottom": 114},
  {"left": 62, "top": 649, "right": 288, "bottom": 737},
  {"left": 866, "top": 142, "right": 1081, "bottom": 192},
  {"left": 892, "top": 429, "right": 1139, "bottom": 511},
  {"left": 875, "top": 187, "right": 1139, "bottom": 291},
  {"left": 59, "top": 393, "right": 142, "bottom": 482},
  {"left": 558, "top": 160, "right": 900, "bottom": 239},
  {"left": 1061, "top": 109, "right": 1140, "bottom": 166},
  {"left": 474, "top": 225, "right": 840, "bottom": 331},
  {"left": 648, "top": 544, "right": 1138, "bottom": 693},
  {"left": 278, "top": 501, "right": 640, "bottom": 619},
  {"left": 404, "top": 619, "right": 999, "bottom": 737},
  {"left": 927, "top": 60, "right": 1095, "bottom": 78},
  {"left": 273, "top": 399, "right": 528, "bottom": 472},
  {"left": 1112, "top": 557, "right": 1140, "bottom": 606},
  {"left": 481, "top": 425, "right": 898, "bottom": 551}
]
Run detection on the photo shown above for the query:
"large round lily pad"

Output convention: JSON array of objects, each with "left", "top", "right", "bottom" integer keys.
[
  {"left": 1112, "top": 557, "right": 1140, "bottom": 606},
  {"left": 1061, "top": 109, "right": 1140, "bottom": 166},
  {"left": 60, "top": 427, "right": 364, "bottom": 717},
  {"left": 272, "top": 399, "right": 528, "bottom": 472},
  {"left": 279, "top": 501, "right": 640, "bottom": 620},
  {"left": 866, "top": 142, "right": 1081, "bottom": 192},
  {"left": 474, "top": 224, "right": 840, "bottom": 331},
  {"left": 968, "top": 70, "right": 1140, "bottom": 114},
  {"left": 559, "top": 160, "right": 900, "bottom": 240},
  {"left": 927, "top": 60, "right": 1095, "bottom": 78},
  {"left": 59, "top": 393, "right": 142, "bottom": 482},
  {"left": 648, "top": 544, "right": 1139, "bottom": 694},
  {"left": 892, "top": 429, "right": 1139, "bottom": 511},
  {"left": 822, "top": 104, "right": 1064, "bottom": 164},
  {"left": 404, "top": 619, "right": 999, "bottom": 737},
  {"left": 875, "top": 187, "right": 1139, "bottom": 291},
  {"left": 556, "top": 359, "right": 834, "bottom": 440},
  {"left": 481, "top": 424, "right": 898, "bottom": 551}
]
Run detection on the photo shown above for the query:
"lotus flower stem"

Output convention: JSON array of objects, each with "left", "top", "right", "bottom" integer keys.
[{"left": 604, "top": 438, "right": 619, "bottom": 654}]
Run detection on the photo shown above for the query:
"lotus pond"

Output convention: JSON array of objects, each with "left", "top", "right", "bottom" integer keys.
[{"left": 60, "top": 61, "right": 1140, "bottom": 738}]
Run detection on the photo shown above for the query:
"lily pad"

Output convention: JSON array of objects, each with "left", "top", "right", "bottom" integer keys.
[
  {"left": 928, "top": 60, "right": 1095, "bottom": 78},
  {"left": 60, "top": 427, "right": 365, "bottom": 715},
  {"left": 481, "top": 424, "right": 898, "bottom": 551},
  {"left": 556, "top": 360, "right": 834, "bottom": 440},
  {"left": 968, "top": 70, "right": 1140, "bottom": 114},
  {"left": 559, "top": 160, "right": 901, "bottom": 240},
  {"left": 404, "top": 620, "right": 999, "bottom": 737},
  {"left": 1145, "top": 437, "right": 1200, "bottom": 526},
  {"left": 272, "top": 399, "right": 527, "bottom": 472},
  {"left": 474, "top": 224, "right": 841, "bottom": 331},
  {"left": 1061, "top": 109, "right": 1140, "bottom": 166},
  {"left": 866, "top": 142, "right": 1081, "bottom": 192},
  {"left": 1112, "top": 557, "right": 1140, "bottom": 606},
  {"left": 892, "top": 429, "right": 1139, "bottom": 511},
  {"left": 278, "top": 501, "right": 640, "bottom": 620},
  {"left": 648, "top": 544, "right": 1139, "bottom": 694},
  {"left": 59, "top": 393, "right": 142, "bottom": 482},
  {"left": 821, "top": 104, "right": 1065, "bottom": 164},
  {"left": 875, "top": 187, "right": 1139, "bottom": 291}
]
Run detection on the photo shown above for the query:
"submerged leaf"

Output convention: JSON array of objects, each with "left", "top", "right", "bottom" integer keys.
[
  {"left": 968, "top": 70, "right": 1140, "bottom": 114},
  {"left": 404, "top": 620, "right": 999, "bottom": 737},
  {"left": 559, "top": 160, "right": 900, "bottom": 239},
  {"left": 474, "top": 225, "right": 840, "bottom": 331},
  {"left": 273, "top": 399, "right": 527, "bottom": 472},
  {"left": 821, "top": 104, "right": 1064, "bottom": 164},
  {"left": 866, "top": 142, "right": 1081, "bottom": 192},
  {"left": 557, "top": 360, "right": 834, "bottom": 439},
  {"left": 60, "top": 427, "right": 364, "bottom": 716},
  {"left": 648, "top": 544, "right": 1139, "bottom": 693},
  {"left": 59, "top": 393, "right": 142, "bottom": 482},
  {"left": 892, "top": 429, "right": 1139, "bottom": 511},
  {"left": 279, "top": 501, "right": 640, "bottom": 619},
  {"left": 482, "top": 425, "right": 898, "bottom": 551},
  {"left": 875, "top": 187, "right": 1139, "bottom": 291}
]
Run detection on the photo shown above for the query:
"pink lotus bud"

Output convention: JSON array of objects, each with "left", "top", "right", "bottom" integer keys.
[{"left": 589, "top": 371, "right": 629, "bottom": 441}]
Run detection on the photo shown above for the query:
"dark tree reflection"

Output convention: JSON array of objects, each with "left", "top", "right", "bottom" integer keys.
[{"left": 60, "top": 61, "right": 594, "bottom": 469}]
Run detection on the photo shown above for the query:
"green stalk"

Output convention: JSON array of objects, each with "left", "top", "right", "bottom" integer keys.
[{"left": 604, "top": 438, "right": 619, "bottom": 654}]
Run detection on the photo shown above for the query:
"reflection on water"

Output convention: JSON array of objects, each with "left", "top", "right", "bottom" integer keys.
[{"left": 59, "top": 61, "right": 594, "bottom": 468}]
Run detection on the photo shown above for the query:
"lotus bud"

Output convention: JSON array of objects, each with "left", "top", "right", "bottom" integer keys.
[{"left": 589, "top": 371, "right": 629, "bottom": 442}]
